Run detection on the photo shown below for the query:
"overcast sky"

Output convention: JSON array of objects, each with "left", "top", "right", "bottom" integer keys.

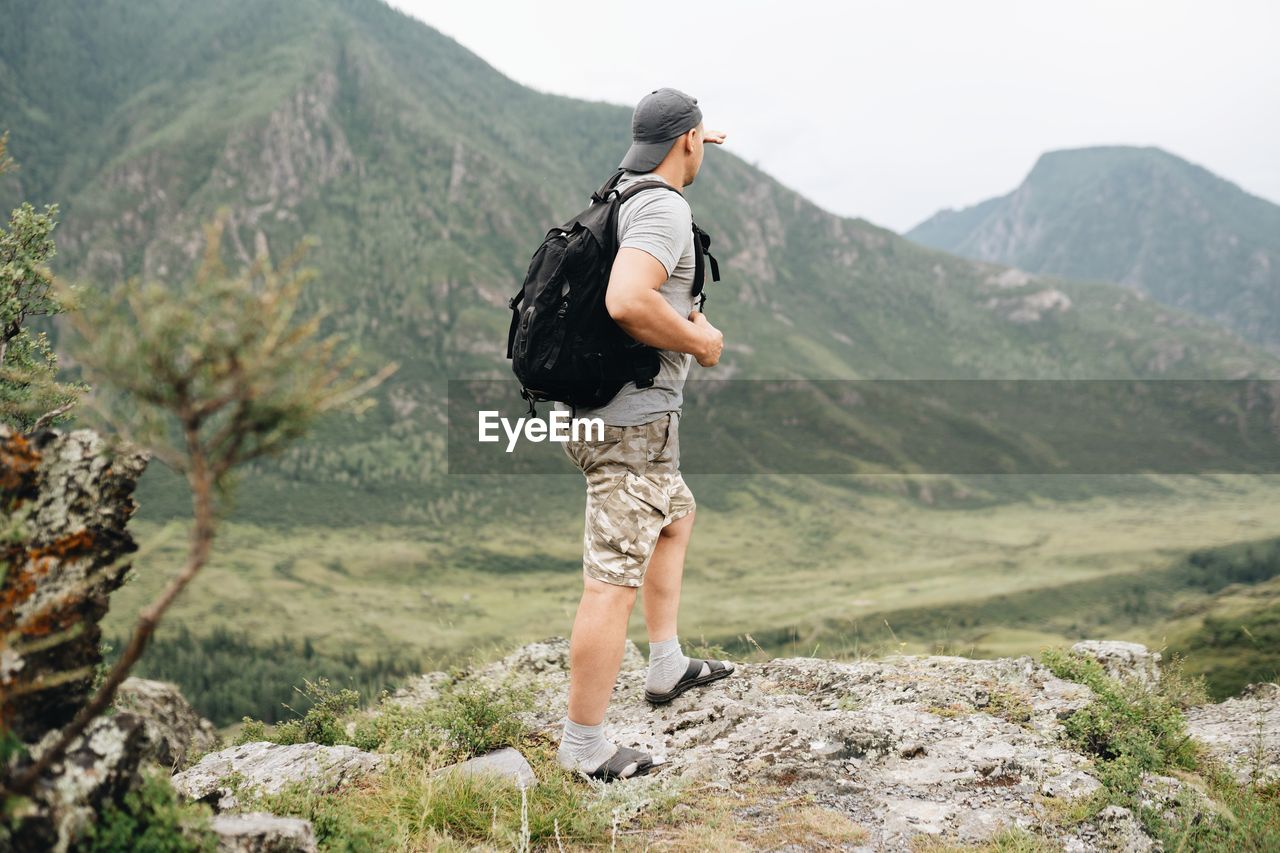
[{"left": 389, "top": 1, "right": 1280, "bottom": 233}]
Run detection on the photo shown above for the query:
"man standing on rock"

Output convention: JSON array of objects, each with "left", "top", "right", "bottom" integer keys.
[{"left": 556, "top": 88, "right": 737, "bottom": 782}]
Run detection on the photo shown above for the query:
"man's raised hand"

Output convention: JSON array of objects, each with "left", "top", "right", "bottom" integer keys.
[{"left": 703, "top": 129, "right": 728, "bottom": 145}]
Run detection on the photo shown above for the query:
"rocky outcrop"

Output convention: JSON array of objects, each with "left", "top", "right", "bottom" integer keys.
[
  {"left": 4, "top": 713, "right": 152, "bottom": 853},
  {"left": 392, "top": 637, "right": 1278, "bottom": 850},
  {"left": 487, "top": 641, "right": 1103, "bottom": 847},
  {"left": 1070, "top": 640, "right": 1162, "bottom": 686},
  {"left": 114, "top": 677, "right": 223, "bottom": 771},
  {"left": 172, "top": 741, "right": 386, "bottom": 812},
  {"left": 1186, "top": 682, "right": 1280, "bottom": 785},
  {"left": 0, "top": 425, "right": 150, "bottom": 852},
  {"left": 0, "top": 425, "right": 149, "bottom": 743}
]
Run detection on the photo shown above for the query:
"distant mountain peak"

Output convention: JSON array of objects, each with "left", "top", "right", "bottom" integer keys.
[{"left": 907, "top": 146, "right": 1280, "bottom": 351}]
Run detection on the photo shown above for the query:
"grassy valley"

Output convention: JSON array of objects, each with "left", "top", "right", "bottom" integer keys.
[{"left": 105, "top": 473, "right": 1280, "bottom": 726}]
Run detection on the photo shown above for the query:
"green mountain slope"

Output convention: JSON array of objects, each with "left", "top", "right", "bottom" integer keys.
[
  {"left": 2, "top": 1, "right": 1278, "bottom": 525},
  {"left": 907, "top": 146, "right": 1280, "bottom": 351}
]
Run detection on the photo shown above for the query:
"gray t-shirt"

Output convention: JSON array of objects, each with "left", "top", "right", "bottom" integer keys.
[{"left": 565, "top": 171, "right": 696, "bottom": 426}]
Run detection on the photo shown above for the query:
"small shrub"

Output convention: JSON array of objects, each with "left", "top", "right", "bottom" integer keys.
[
  {"left": 1041, "top": 647, "right": 1280, "bottom": 848},
  {"left": 233, "top": 717, "right": 268, "bottom": 745},
  {"left": 236, "top": 678, "right": 361, "bottom": 747},
  {"left": 432, "top": 679, "right": 532, "bottom": 761},
  {"left": 78, "top": 767, "right": 218, "bottom": 852},
  {"left": 1157, "top": 652, "right": 1210, "bottom": 709},
  {"left": 347, "top": 701, "right": 443, "bottom": 759},
  {"left": 1040, "top": 648, "right": 1197, "bottom": 795},
  {"left": 287, "top": 677, "right": 361, "bottom": 745}
]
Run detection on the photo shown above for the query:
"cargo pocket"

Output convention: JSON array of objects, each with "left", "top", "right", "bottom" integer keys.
[
  {"left": 566, "top": 430, "right": 622, "bottom": 472},
  {"left": 590, "top": 471, "right": 671, "bottom": 559}
]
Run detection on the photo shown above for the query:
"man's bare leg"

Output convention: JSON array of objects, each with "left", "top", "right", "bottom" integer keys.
[
  {"left": 566, "top": 576, "right": 638, "bottom": 724},
  {"left": 640, "top": 509, "right": 736, "bottom": 696},
  {"left": 559, "top": 575, "right": 651, "bottom": 777},
  {"left": 641, "top": 509, "right": 696, "bottom": 642}
]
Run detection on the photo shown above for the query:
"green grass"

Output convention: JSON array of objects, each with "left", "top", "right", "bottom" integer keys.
[{"left": 222, "top": 677, "right": 673, "bottom": 851}]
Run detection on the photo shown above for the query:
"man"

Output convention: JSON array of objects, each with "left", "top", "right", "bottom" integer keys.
[{"left": 556, "top": 88, "right": 736, "bottom": 781}]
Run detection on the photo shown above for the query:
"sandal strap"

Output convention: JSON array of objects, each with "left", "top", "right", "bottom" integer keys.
[
  {"left": 685, "top": 657, "right": 727, "bottom": 678},
  {"left": 592, "top": 745, "right": 652, "bottom": 780}
]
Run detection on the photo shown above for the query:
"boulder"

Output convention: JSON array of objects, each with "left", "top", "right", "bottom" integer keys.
[
  {"left": 1185, "top": 682, "right": 1280, "bottom": 785},
  {"left": 114, "top": 677, "right": 222, "bottom": 771},
  {"left": 1070, "top": 640, "right": 1161, "bottom": 686},
  {"left": 172, "top": 741, "right": 386, "bottom": 811},
  {"left": 207, "top": 812, "right": 318, "bottom": 852},
  {"left": 1, "top": 713, "right": 150, "bottom": 853},
  {"left": 434, "top": 746, "right": 536, "bottom": 789},
  {"left": 0, "top": 426, "right": 149, "bottom": 744}
]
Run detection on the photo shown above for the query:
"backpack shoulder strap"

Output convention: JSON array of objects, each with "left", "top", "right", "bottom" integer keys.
[
  {"left": 690, "top": 221, "right": 720, "bottom": 311},
  {"left": 591, "top": 169, "right": 628, "bottom": 203}
]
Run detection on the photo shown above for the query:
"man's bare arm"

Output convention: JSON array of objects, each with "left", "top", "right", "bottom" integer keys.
[{"left": 604, "top": 247, "right": 724, "bottom": 367}]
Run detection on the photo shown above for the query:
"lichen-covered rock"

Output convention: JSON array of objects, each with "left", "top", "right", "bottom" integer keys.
[
  {"left": 1070, "top": 640, "right": 1162, "bottom": 686},
  {"left": 0, "top": 425, "right": 149, "bottom": 744},
  {"left": 1, "top": 425, "right": 150, "bottom": 852},
  {"left": 1065, "top": 805, "right": 1156, "bottom": 853},
  {"left": 172, "top": 741, "right": 386, "bottom": 811},
  {"left": 208, "top": 811, "right": 317, "bottom": 852},
  {"left": 2, "top": 713, "right": 150, "bottom": 853},
  {"left": 114, "top": 677, "right": 223, "bottom": 771},
  {"left": 1185, "top": 682, "right": 1280, "bottom": 785}
]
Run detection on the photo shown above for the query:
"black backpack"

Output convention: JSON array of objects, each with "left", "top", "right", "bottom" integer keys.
[{"left": 506, "top": 169, "right": 720, "bottom": 413}]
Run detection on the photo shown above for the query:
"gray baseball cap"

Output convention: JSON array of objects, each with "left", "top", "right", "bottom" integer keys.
[{"left": 619, "top": 87, "right": 703, "bottom": 172}]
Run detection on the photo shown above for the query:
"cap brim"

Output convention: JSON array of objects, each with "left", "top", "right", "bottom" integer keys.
[{"left": 619, "top": 138, "right": 677, "bottom": 172}]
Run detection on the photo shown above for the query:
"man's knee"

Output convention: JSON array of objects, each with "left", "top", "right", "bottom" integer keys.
[
  {"left": 659, "top": 508, "right": 696, "bottom": 539},
  {"left": 582, "top": 573, "right": 640, "bottom": 603}
]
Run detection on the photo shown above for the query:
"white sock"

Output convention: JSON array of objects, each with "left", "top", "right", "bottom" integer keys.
[
  {"left": 645, "top": 634, "right": 710, "bottom": 694},
  {"left": 556, "top": 717, "right": 619, "bottom": 773}
]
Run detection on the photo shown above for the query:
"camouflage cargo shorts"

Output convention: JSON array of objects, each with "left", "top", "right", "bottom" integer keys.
[{"left": 563, "top": 412, "right": 696, "bottom": 588}]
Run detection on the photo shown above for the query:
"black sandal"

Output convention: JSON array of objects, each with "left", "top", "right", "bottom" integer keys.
[
  {"left": 645, "top": 658, "right": 736, "bottom": 704},
  {"left": 585, "top": 745, "right": 655, "bottom": 782}
]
